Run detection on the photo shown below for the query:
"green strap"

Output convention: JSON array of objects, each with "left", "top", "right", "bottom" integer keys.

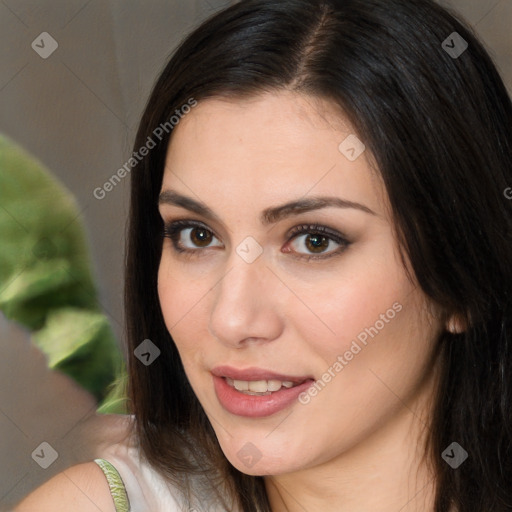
[{"left": 94, "top": 458, "right": 130, "bottom": 512}]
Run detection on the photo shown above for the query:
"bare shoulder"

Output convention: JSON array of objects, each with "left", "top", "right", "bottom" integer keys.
[{"left": 14, "top": 461, "right": 116, "bottom": 512}]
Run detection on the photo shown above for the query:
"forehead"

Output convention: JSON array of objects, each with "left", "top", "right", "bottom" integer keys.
[{"left": 162, "top": 91, "right": 387, "bottom": 218}]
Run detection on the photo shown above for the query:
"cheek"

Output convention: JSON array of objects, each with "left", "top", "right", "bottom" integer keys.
[
  {"left": 157, "top": 253, "right": 212, "bottom": 362},
  {"left": 157, "top": 254, "right": 178, "bottom": 329},
  {"left": 300, "top": 271, "right": 437, "bottom": 418},
  {"left": 289, "top": 242, "right": 438, "bottom": 422},
  {"left": 285, "top": 242, "right": 411, "bottom": 366},
  {"left": 157, "top": 255, "right": 192, "bottom": 345}
]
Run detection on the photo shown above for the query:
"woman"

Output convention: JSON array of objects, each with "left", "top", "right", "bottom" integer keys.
[{"left": 16, "top": 0, "right": 512, "bottom": 510}]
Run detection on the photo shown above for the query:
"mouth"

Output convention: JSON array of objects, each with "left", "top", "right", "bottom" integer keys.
[
  {"left": 211, "top": 366, "right": 315, "bottom": 417},
  {"left": 224, "top": 377, "right": 304, "bottom": 395}
]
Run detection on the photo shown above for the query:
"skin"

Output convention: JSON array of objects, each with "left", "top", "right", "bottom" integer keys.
[{"left": 157, "top": 90, "right": 449, "bottom": 512}]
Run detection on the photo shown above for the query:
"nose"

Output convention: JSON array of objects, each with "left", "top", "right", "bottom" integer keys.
[{"left": 208, "top": 250, "right": 284, "bottom": 348}]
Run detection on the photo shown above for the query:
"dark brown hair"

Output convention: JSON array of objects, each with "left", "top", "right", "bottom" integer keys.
[{"left": 125, "top": 0, "right": 512, "bottom": 510}]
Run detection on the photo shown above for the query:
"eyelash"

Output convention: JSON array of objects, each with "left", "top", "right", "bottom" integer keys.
[{"left": 162, "top": 219, "right": 351, "bottom": 261}]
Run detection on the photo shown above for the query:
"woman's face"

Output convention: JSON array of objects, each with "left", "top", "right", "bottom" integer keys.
[{"left": 157, "top": 91, "right": 443, "bottom": 476}]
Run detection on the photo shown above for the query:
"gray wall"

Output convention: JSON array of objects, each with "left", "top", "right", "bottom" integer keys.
[
  {"left": 0, "top": 0, "right": 510, "bottom": 509},
  {"left": 1, "top": 0, "right": 234, "bottom": 343}
]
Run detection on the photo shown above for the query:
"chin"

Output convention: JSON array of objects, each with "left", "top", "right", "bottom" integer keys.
[
  {"left": 217, "top": 437, "right": 310, "bottom": 476},
  {"left": 227, "top": 454, "right": 294, "bottom": 476}
]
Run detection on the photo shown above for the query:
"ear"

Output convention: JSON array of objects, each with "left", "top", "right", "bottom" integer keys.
[{"left": 446, "top": 314, "right": 466, "bottom": 334}]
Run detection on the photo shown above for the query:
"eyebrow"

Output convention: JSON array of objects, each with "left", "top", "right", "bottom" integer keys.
[{"left": 158, "top": 189, "right": 376, "bottom": 225}]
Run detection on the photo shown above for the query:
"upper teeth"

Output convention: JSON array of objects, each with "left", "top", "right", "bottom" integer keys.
[{"left": 226, "top": 378, "right": 295, "bottom": 393}]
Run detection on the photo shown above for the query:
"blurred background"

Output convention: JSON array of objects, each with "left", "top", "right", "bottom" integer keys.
[{"left": 0, "top": 0, "right": 510, "bottom": 509}]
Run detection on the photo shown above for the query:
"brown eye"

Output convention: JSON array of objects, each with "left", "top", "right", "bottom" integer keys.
[
  {"left": 289, "top": 232, "right": 342, "bottom": 256},
  {"left": 163, "top": 220, "right": 223, "bottom": 253},
  {"left": 304, "top": 234, "right": 330, "bottom": 253},
  {"left": 190, "top": 227, "right": 213, "bottom": 247},
  {"left": 286, "top": 223, "right": 351, "bottom": 260}
]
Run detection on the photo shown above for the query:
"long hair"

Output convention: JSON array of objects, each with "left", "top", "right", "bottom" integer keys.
[{"left": 125, "top": 1, "right": 512, "bottom": 510}]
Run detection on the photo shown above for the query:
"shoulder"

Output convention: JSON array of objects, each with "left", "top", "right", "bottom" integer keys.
[{"left": 14, "top": 461, "right": 116, "bottom": 512}]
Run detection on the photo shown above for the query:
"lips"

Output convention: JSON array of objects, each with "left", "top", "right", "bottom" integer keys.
[
  {"left": 211, "top": 365, "right": 312, "bottom": 383},
  {"left": 211, "top": 365, "right": 315, "bottom": 417}
]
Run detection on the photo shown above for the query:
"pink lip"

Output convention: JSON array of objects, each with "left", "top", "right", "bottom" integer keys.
[
  {"left": 211, "top": 365, "right": 314, "bottom": 418},
  {"left": 211, "top": 365, "right": 312, "bottom": 383}
]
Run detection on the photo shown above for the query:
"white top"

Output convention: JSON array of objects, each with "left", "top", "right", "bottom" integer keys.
[{"left": 96, "top": 415, "right": 239, "bottom": 512}]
